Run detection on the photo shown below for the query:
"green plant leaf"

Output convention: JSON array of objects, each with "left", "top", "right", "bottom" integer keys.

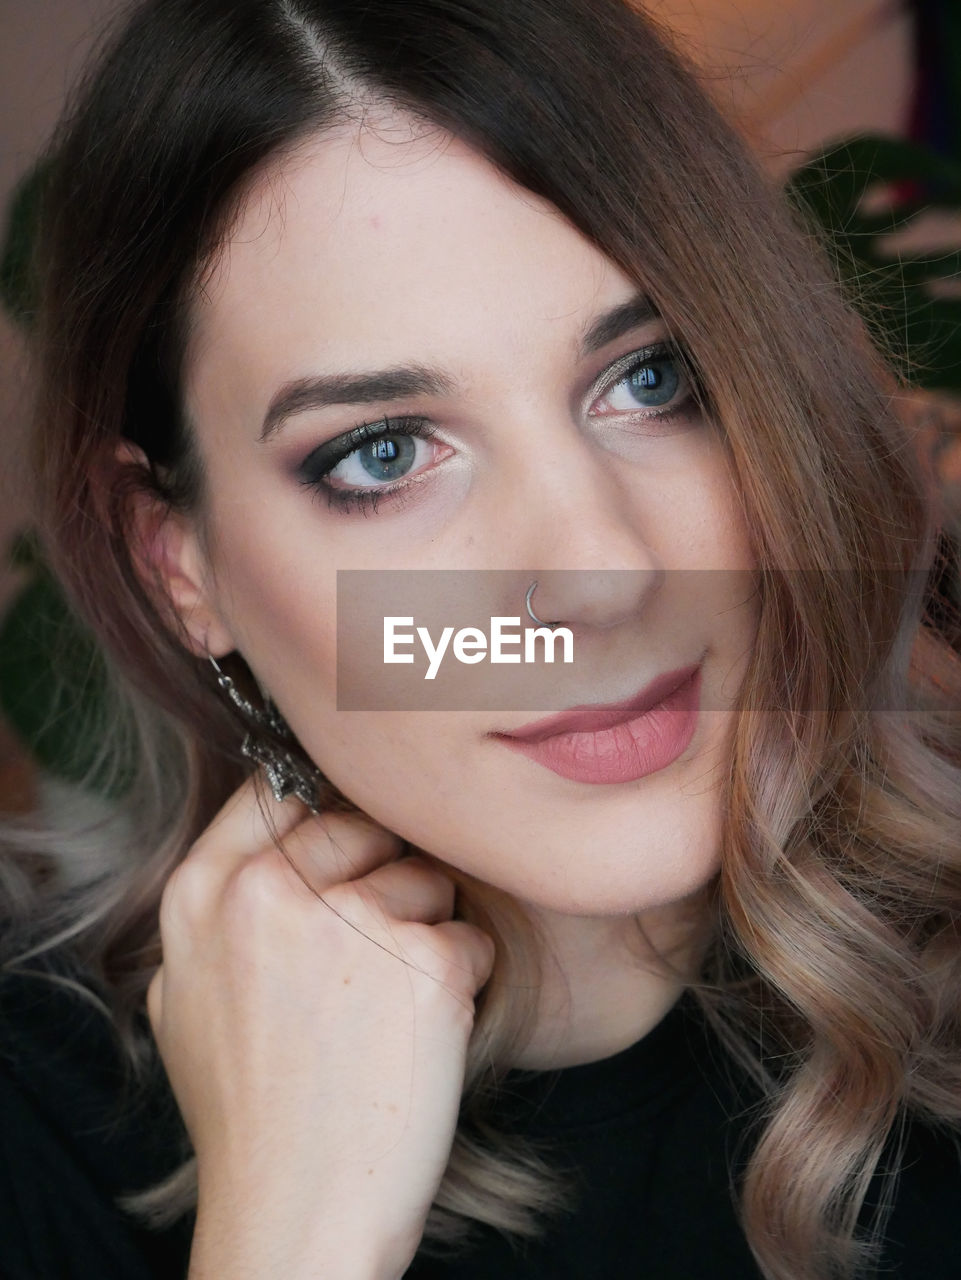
[
  {"left": 0, "top": 557, "right": 135, "bottom": 797},
  {"left": 787, "top": 133, "right": 961, "bottom": 392}
]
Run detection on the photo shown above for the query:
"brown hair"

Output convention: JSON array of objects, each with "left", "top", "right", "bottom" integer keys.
[{"left": 4, "top": 1, "right": 961, "bottom": 1277}]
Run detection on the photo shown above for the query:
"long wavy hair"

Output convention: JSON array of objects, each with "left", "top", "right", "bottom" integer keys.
[{"left": 3, "top": 1, "right": 961, "bottom": 1277}]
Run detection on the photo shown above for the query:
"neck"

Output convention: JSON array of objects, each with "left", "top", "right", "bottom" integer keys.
[{"left": 506, "top": 891, "right": 709, "bottom": 1071}]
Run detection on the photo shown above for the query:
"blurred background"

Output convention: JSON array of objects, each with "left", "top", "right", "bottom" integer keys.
[{"left": 1, "top": 0, "right": 959, "bottom": 814}]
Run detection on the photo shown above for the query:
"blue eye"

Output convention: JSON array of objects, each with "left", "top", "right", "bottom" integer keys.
[
  {"left": 593, "top": 344, "right": 690, "bottom": 418},
  {"left": 348, "top": 433, "right": 418, "bottom": 483},
  {"left": 628, "top": 356, "right": 679, "bottom": 406},
  {"left": 296, "top": 416, "right": 441, "bottom": 516},
  {"left": 294, "top": 340, "right": 700, "bottom": 518}
]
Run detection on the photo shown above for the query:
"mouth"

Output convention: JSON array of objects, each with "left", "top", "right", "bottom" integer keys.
[
  {"left": 487, "top": 662, "right": 703, "bottom": 785},
  {"left": 490, "top": 662, "right": 702, "bottom": 742}
]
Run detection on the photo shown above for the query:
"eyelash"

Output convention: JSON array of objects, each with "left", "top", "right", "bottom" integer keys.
[
  {"left": 296, "top": 340, "right": 698, "bottom": 516},
  {"left": 297, "top": 417, "right": 441, "bottom": 516}
]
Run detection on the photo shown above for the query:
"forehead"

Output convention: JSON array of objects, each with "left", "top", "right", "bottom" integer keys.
[{"left": 182, "top": 108, "right": 638, "bottom": 417}]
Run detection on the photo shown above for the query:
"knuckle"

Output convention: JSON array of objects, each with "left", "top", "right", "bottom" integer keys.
[
  {"left": 394, "top": 853, "right": 434, "bottom": 877},
  {"left": 223, "top": 849, "right": 288, "bottom": 915},
  {"left": 157, "top": 855, "right": 217, "bottom": 934},
  {"left": 156, "top": 861, "right": 188, "bottom": 934},
  {"left": 162, "top": 852, "right": 206, "bottom": 901},
  {"left": 304, "top": 810, "right": 398, "bottom": 864},
  {"left": 401, "top": 859, "right": 454, "bottom": 897},
  {"left": 405, "top": 924, "right": 475, "bottom": 994},
  {"left": 474, "top": 926, "right": 497, "bottom": 971},
  {"left": 321, "top": 879, "right": 385, "bottom": 934}
]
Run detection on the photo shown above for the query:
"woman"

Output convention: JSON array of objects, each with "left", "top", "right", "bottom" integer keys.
[{"left": 1, "top": 0, "right": 960, "bottom": 1277}]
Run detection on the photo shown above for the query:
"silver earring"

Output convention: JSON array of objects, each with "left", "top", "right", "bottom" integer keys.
[
  {"left": 525, "top": 580, "right": 563, "bottom": 629},
  {"left": 208, "top": 654, "right": 323, "bottom": 810}
]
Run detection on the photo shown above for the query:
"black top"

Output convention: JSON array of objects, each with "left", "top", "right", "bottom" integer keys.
[{"left": 1, "top": 963, "right": 959, "bottom": 1279}]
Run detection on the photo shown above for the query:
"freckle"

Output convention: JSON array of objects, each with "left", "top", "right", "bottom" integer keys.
[
  {"left": 368, "top": 1168, "right": 374, "bottom": 1175},
  {"left": 387, "top": 1103, "right": 398, "bottom": 1114},
  {"left": 343, "top": 976, "right": 351, "bottom": 984}
]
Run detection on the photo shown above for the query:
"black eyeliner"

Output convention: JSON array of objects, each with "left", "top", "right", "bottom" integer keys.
[
  {"left": 295, "top": 339, "right": 701, "bottom": 515},
  {"left": 590, "top": 339, "right": 680, "bottom": 401},
  {"left": 295, "top": 415, "right": 432, "bottom": 486}
]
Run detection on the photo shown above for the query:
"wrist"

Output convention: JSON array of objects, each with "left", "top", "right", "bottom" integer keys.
[{"left": 188, "top": 1190, "right": 419, "bottom": 1280}]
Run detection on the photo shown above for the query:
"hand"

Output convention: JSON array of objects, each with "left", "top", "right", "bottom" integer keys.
[{"left": 146, "top": 775, "right": 495, "bottom": 1280}]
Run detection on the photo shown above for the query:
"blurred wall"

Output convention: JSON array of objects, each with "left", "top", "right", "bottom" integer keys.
[
  {"left": 0, "top": 0, "right": 126, "bottom": 615},
  {"left": 656, "top": 0, "right": 911, "bottom": 170}
]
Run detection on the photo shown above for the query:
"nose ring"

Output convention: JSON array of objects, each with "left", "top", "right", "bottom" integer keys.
[{"left": 525, "top": 580, "right": 563, "bottom": 629}]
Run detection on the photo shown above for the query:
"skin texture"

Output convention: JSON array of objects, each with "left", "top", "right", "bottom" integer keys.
[
  {"left": 153, "top": 107, "right": 760, "bottom": 1069},
  {"left": 148, "top": 778, "right": 495, "bottom": 1280}
]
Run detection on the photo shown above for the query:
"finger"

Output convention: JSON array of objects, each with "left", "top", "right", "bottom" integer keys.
[
  {"left": 189, "top": 771, "right": 310, "bottom": 865},
  {"left": 422, "top": 919, "right": 497, "bottom": 996},
  {"left": 280, "top": 808, "right": 406, "bottom": 894},
  {"left": 353, "top": 856, "right": 456, "bottom": 924}
]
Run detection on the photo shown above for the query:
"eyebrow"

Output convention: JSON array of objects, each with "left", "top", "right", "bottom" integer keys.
[
  {"left": 579, "top": 292, "right": 659, "bottom": 357},
  {"left": 258, "top": 289, "right": 659, "bottom": 441}
]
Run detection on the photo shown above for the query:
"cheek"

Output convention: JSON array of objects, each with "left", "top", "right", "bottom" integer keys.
[
  {"left": 205, "top": 499, "right": 341, "bottom": 706},
  {"left": 281, "top": 699, "right": 733, "bottom": 918},
  {"left": 681, "top": 446, "right": 756, "bottom": 572},
  {"left": 307, "top": 715, "right": 453, "bottom": 824}
]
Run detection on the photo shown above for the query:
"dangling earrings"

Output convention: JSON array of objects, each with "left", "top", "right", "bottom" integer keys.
[{"left": 207, "top": 653, "right": 323, "bottom": 811}]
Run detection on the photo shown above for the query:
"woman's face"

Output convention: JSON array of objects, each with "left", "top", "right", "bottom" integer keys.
[{"left": 171, "top": 110, "right": 759, "bottom": 917}]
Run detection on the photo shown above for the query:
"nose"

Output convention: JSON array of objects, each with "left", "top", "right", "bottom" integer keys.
[{"left": 504, "top": 432, "right": 664, "bottom": 631}]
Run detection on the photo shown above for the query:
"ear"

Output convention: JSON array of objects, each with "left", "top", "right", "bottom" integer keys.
[{"left": 116, "top": 441, "right": 236, "bottom": 658}]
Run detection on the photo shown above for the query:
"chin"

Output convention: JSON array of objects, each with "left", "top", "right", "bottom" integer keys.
[{"left": 451, "top": 833, "right": 724, "bottom": 923}]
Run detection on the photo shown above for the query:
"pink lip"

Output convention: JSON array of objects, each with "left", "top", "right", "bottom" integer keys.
[
  {"left": 492, "top": 663, "right": 701, "bottom": 743},
  {"left": 489, "top": 665, "right": 702, "bottom": 785}
]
